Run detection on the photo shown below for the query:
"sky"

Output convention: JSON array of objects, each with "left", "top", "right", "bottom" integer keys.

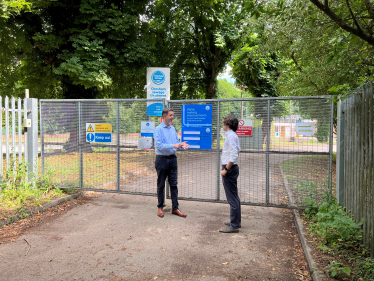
[{"left": 218, "top": 65, "right": 235, "bottom": 84}]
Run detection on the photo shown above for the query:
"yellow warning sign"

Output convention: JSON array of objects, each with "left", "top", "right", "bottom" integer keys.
[
  {"left": 87, "top": 124, "right": 94, "bottom": 132},
  {"left": 95, "top": 123, "right": 112, "bottom": 133}
]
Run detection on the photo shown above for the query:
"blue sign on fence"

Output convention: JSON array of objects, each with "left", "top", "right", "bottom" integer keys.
[
  {"left": 182, "top": 104, "right": 212, "bottom": 127},
  {"left": 95, "top": 133, "right": 112, "bottom": 143},
  {"left": 182, "top": 127, "right": 212, "bottom": 149},
  {"left": 182, "top": 104, "right": 212, "bottom": 149}
]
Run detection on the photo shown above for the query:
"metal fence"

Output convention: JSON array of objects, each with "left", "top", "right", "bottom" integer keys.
[
  {"left": 168, "top": 97, "right": 333, "bottom": 208},
  {"left": 337, "top": 81, "right": 374, "bottom": 257},
  {"left": 40, "top": 96, "right": 333, "bottom": 209},
  {"left": 0, "top": 94, "right": 38, "bottom": 186},
  {"left": 40, "top": 99, "right": 163, "bottom": 194}
]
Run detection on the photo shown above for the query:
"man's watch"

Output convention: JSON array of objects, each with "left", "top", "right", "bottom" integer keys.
[{"left": 224, "top": 167, "right": 229, "bottom": 171}]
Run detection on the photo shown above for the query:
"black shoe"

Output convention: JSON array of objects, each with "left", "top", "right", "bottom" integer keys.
[
  {"left": 219, "top": 225, "right": 239, "bottom": 233},
  {"left": 224, "top": 222, "right": 241, "bottom": 228}
]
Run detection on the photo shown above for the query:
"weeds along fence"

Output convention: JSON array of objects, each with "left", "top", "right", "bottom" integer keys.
[
  {"left": 0, "top": 93, "right": 38, "bottom": 189},
  {"left": 337, "top": 81, "right": 374, "bottom": 257}
]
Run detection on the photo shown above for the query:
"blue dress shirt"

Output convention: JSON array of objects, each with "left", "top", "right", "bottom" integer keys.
[{"left": 154, "top": 122, "right": 180, "bottom": 156}]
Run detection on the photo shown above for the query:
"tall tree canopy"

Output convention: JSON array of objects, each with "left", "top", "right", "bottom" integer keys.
[
  {"left": 1, "top": 0, "right": 373, "bottom": 100},
  {"left": 0, "top": 0, "right": 154, "bottom": 99},
  {"left": 149, "top": 0, "right": 244, "bottom": 99},
  {"left": 257, "top": 0, "right": 374, "bottom": 96}
]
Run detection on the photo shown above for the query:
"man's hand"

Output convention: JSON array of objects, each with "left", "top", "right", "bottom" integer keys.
[
  {"left": 179, "top": 141, "right": 190, "bottom": 150},
  {"left": 221, "top": 169, "right": 227, "bottom": 176},
  {"left": 173, "top": 141, "right": 190, "bottom": 150}
]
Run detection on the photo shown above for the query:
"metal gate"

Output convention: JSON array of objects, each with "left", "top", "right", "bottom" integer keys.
[{"left": 40, "top": 96, "right": 334, "bottom": 208}]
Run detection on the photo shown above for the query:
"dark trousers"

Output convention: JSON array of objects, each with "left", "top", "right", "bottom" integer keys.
[
  {"left": 155, "top": 156, "right": 179, "bottom": 210},
  {"left": 222, "top": 165, "right": 241, "bottom": 228}
]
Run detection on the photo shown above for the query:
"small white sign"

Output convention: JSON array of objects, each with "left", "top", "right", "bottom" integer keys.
[
  {"left": 138, "top": 137, "right": 153, "bottom": 149},
  {"left": 296, "top": 123, "right": 315, "bottom": 136},
  {"left": 146, "top": 67, "right": 170, "bottom": 116},
  {"left": 141, "top": 121, "right": 155, "bottom": 137}
]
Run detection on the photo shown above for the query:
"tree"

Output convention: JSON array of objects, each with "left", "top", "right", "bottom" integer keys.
[
  {"left": 0, "top": 0, "right": 154, "bottom": 99},
  {"left": 263, "top": 0, "right": 374, "bottom": 96},
  {"left": 148, "top": 0, "right": 244, "bottom": 99},
  {"left": 216, "top": 79, "right": 243, "bottom": 99},
  {"left": 0, "top": 0, "right": 31, "bottom": 18},
  {"left": 230, "top": 32, "right": 285, "bottom": 142},
  {"left": 308, "top": 0, "right": 374, "bottom": 47}
]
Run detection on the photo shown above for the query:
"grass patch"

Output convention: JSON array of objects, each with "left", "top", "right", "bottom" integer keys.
[
  {"left": 281, "top": 155, "right": 334, "bottom": 207},
  {"left": 0, "top": 159, "right": 76, "bottom": 220}
]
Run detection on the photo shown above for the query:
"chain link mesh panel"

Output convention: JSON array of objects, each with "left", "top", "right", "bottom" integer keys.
[
  {"left": 166, "top": 101, "right": 220, "bottom": 201},
  {"left": 41, "top": 97, "right": 333, "bottom": 208},
  {"left": 41, "top": 100, "right": 161, "bottom": 195}
]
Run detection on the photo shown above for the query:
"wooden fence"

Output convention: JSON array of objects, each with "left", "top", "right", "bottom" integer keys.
[{"left": 337, "top": 81, "right": 374, "bottom": 257}]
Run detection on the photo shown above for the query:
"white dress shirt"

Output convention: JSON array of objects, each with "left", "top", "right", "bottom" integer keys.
[{"left": 221, "top": 129, "right": 241, "bottom": 165}]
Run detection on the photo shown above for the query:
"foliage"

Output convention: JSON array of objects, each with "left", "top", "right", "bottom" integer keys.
[
  {"left": 0, "top": 159, "right": 62, "bottom": 215},
  {"left": 0, "top": 0, "right": 154, "bottom": 99},
  {"left": 230, "top": 36, "right": 282, "bottom": 98},
  {"left": 327, "top": 261, "right": 351, "bottom": 278},
  {"left": 0, "top": 0, "right": 31, "bottom": 18},
  {"left": 216, "top": 79, "right": 244, "bottom": 99},
  {"left": 149, "top": 0, "right": 245, "bottom": 99},
  {"left": 294, "top": 180, "right": 318, "bottom": 207},
  {"left": 102, "top": 101, "right": 161, "bottom": 134},
  {"left": 314, "top": 193, "right": 363, "bottom": 244},
  {"left": 257, "top": 0, "right": 374, "bottom": 96},
  {"left": 355, "top": 257, "right": 374, "bottom": 280},
  {"left": 304, "top": 192, "right": 374, "bottom": 279}
]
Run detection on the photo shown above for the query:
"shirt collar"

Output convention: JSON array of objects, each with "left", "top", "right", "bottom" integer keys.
[
  {"left": 225, "top": 129, "right": 233, "bottom": 136},
  {"left": 161, "top": 122, "right": 170, "bottom": 128}
]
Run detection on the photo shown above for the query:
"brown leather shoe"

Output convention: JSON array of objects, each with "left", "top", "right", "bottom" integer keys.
[
  {"left": 172, "top": 209, "right": 187, "bottom": 218},
  {"left": 157, "top": 208, "right": 164, "bottom": 218}
]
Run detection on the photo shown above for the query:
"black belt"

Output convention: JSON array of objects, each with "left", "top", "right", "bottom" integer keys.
[
  {"left": 156, "top": 155, "right": 176, "bottom": 159},
  {"left": 222, "top": 164, "right": 238, "bottom": 168}
]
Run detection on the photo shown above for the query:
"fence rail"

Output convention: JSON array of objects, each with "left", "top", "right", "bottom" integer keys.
[
  {"left": 337, "top": 81, "right": 374, "bottom": 257},
  {"left": 0, "top": 93, "right": 38, "bottom": 187}
]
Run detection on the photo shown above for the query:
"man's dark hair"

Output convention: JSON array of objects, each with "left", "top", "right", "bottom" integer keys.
[
  {"left": 223, "top": 115, "right": 239, "bottom": 132},
  {"left": 162, "top": 108, "right": 174, "bottom": 117}
]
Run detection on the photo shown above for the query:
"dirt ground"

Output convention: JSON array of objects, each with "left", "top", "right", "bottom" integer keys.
[{"left": 0, "top": 192, "right": 311, "bottom": 281}]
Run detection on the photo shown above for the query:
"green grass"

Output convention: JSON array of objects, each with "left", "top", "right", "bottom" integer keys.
[{"left": 0, "top": 159, "right": 76, "bottom": 220}]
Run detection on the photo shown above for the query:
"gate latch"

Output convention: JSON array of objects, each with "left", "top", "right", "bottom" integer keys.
[{"left": 23, "top": 119, "right": 31, "bottom": 128}]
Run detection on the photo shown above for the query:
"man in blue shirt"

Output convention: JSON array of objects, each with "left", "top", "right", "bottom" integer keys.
[{"left": 154, "top": 108, "right": 190, "bottom": 218}]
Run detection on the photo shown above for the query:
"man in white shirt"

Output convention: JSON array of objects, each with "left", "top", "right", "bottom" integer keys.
[{"left": 219, "top": 115, "right": 241, "bottom": 233}]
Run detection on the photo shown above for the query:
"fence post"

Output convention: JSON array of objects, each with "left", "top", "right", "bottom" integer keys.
[
  {"left": 26, "top": 98, "right": 38, "bottom": 182},
  {"left": 336, "top": 97, "right": 345, "bottom": 206}
]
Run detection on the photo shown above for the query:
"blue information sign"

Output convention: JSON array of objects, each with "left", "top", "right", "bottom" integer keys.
[
  {"left": 147, "top": 102, "right": 163, "bottom": 116},
  {"left": 95, "top": 133, "right": 112, "bottom": 143},
  {"left": 182, "top": 104, "right": 212, "bottom": 149},
  {"left": 182, "top": 104, "right": 212, "bottom": 127},
  {"left": 182, "top": 127, "right": 212, "bottom": 149}
]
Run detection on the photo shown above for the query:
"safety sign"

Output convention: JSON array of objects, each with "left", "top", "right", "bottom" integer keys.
[
  {"left": 86, "top": 123, "right": 112, "bottom": 143},
  {"left": 236, "top": 119, "right": 253, "bottom": 136}
]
